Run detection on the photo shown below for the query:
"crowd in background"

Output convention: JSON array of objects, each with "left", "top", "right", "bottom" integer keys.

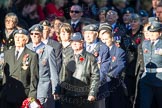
[{"left": 0, "top": 0, "right": 162, "bottom": 108}]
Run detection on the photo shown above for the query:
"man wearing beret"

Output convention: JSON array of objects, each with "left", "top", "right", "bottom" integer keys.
[
  {"left": 140, "top": 21, "right": 162, "bottom": 108},
  {"left": 39, "top": 20, "right": 62, "bottom": 73},
  {"left": 26, "top": 24, "right": 58, "bottom": 108},
  {"left": 59, "top": 32, "right": 100, "bottom": 108},
  {"left": 1, "top": 29, "right": 39, "bottom": 108}
]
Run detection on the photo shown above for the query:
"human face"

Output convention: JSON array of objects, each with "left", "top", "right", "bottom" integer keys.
[
  {"left": 59, "top": 28, "right": 71, "bottom": 42},
  {"left": 149, "top": 31, "right": 160, "bottom": 41},
  {"left": 53, "top": 19, "right": 62, "bottom": 33},
  {"left": 83, "top": 31, "right": 97, "bottom": 44},
  {"left": 99, "top": 12, "right": 106, "bottom": 23},
  {"left": 156, "top": 7, "right": 162, "bottom": 22},
  {"left": 123, "top": 14, "right": 131, "bottom": 24},
  {"left": 42, "top": 26, "right": 50, "bottom": 39},
  {"left": 70, "top": 6, "right": 83, "bottom": 21},
  {"left": 143, "top": 25, "right": 151, "bottom": 40},
  {"left": 152, "top": 0, "right": 158, "bottom": 8},
  {"left": 71, "top": 41, "right": 83, "bottom": 51},
  {"left": 99, "top": 29, "right": 107, "bottom": 39},
  {"left": 5, "top": 17, "right": 16, "bottom": 30},
  {"left": 130, "top": 20, "right": 141, "bottom": 30},
  {"left": 30, "top": 31, "right": 42, "bottom": 45},
  {"left": 100, "top": 32, "right": 113, "bottom": 47},
  {"left": 14, "top": 34, "right": 28, "bottom": 48},
  {"left": 106, "top": 10, "right": 118, "bottom": 24}
]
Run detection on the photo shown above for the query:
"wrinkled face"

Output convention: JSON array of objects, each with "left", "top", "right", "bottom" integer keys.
[
  {"left": 123, "top": 13, "right": 131, "bottom": 24},
  {"left": 106, "top": 10, "right": 118, "bottom": 24},
  {"left": 59, "top": 28, "right": 71, "bottom": 42},
  {"left": 70, "top": 6, "right": 83, "bottom": 21},
  {"left": 14, "top": 34, "right": 28, "bottom": 48},
  {"left": 156, "top": 7, "right": 162, "bottom": 22},
  {"left": 30, "top": 31, "right": 42, "bottom": 45},
  {"left": 71, "top": 41, "right": 83, "bottom": 51},
  {"left": 100, "top": 32, "right": 113, "bottom": 47},
  {"left": 5, "top": 17, "right": 16, "bottom": 30},
  {"left": 130, "top": 20, "right": 141, "bottom": 30},
  {"left": 83, "top": 31, "right": 97, "bottom": 44}
]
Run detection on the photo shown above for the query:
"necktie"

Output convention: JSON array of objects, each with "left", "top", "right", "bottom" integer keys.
[
  {"left": 87, "top": 45, "right": 91, "bottom": 53},
  {"left": 72, "top": 23, "right": 75, "bottom": 29},
  {"left": 15, "top": 51, "right": 19, "bottom": 60}
]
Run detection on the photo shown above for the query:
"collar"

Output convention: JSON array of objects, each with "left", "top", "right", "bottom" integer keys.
[
  {"left": 71, "top": 19, "right": 80, "bottom": 25},
  {"left": 42, "top": 37, "right": 49, "bottom": 44}
]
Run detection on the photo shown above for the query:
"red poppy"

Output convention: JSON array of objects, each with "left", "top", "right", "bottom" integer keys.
[
  {"left": 135, "top": 38, "right": 141, "bottom": 44},
  {"left": 79, "top": 57, "right": 84, "bottom": 62}
]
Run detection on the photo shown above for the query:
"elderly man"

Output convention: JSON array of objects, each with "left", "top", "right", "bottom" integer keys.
[
  {"left": 26, "top": 24, "right": 58, "bottom": 108},
  {"left": 59, "top": 32, "right": 100, "bottom": 108},
  {"left": 1, "top": 29, "right": 39, "bottom": 108},
  {"left": 140, "top": 21, "right": 162, "bottom": 108}
]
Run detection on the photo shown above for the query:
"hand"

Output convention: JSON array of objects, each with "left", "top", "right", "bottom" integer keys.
[
  {"left": 53, "top": 94, "right": 60, "bottom": 100},
  {"left": 87, "top": 96, "right": 95, "bottom": 102}
]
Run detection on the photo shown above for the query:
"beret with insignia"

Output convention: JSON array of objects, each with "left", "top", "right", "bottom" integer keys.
[
  {"left": 13, "top": 29, "right": 29, "bottom": 36},
  {"left": 82, "top": 24, "right": 98, "bottom": 31},
  {"left": 70, "top": 32, "right": 83, "bottom": 41},
  {"left": 148, "top": 17, "right": 159, "bottom": 24},
  {"left": 122, "top": 7, "right": 134, "bottom": 14},
  {"left": 138, "top": 10, "right": 148, "bottom": 17},
  {"left": 148, "top": 21, "right": 162, "bottom": 32},
  {"left": 29, "top": 24, "right": 43, "bottom": 32},
  {"left": 39, "top": 20, "right": 51, "bottom": 26}
]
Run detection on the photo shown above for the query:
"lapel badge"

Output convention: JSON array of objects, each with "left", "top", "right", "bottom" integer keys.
[
  {"left": 112, "top": 56, "right": 116, "bottom": 62},
  {"left": 42, "top": 58, "right": 47, "bottom": 66},
  {"left": 144, "top": 48, "right": 148, "bottom": 53}
]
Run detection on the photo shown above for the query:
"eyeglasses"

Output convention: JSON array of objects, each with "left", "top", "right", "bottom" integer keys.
[
  {"left": 70, "top": 10, "right": 81, "bottom": 14},
  {"left": 30, "top": 33, "right": 40, "bottom": 35}
]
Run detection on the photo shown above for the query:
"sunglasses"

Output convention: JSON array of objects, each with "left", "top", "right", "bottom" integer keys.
[
  {"left": 70, "top": 10, "right": 81, "bottom": 14},
  {"left": 30, "top": 33, "right": 40, "bottom": 35}
]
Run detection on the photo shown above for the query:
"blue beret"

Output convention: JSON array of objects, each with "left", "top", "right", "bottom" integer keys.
[
  {"left": 70, "top": 32, "right": 83, "bottom": 41},
  {"left": 138, "top": 10, "right": 148, "bottom": 17},
  {"left": 39, "top": 20, "right": 51, "bottom": 26},
  {"left": 82, "top": 24, "right": 98, "bottom": 31},
  {"left": 148, "top": 21, "right": 162, "bottom": 32},
  {"left": 29, "top": 24, "right": 43, "bottom": 32},
  {"left": 13, "top": 29, "right": 29, "bottom": 36},
  {"left": 122, "top": 7, "right": 134, "bottom": 14}
]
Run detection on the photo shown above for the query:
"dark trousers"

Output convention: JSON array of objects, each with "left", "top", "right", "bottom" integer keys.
[
  {"left": 140, "top": 80, "right": 162, "bottom": 108},
  {"left": 0, "top": 100, "right": 21, "bottom": 108},
  {"left": 105, "top": 78, "right": 130, "bottom": 108}
]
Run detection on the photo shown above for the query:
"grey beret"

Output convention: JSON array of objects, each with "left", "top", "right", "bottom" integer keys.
[
  {"left": 82, "top": 24, "right": 98, "bottom": 31},
  {"left": 70, "top": 32, "right": 83, "bottom": 41},
  {"left": 13, "top": 29, "right": 29, "bottom": 36},
  {"left": 148, "top": 21, "right": 162, "bottom": 32}
]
